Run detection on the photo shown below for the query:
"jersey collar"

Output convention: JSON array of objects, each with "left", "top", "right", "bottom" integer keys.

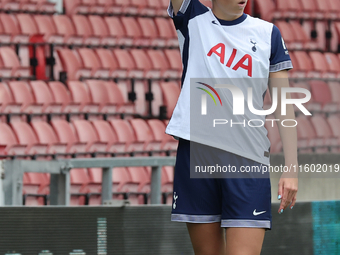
[{"left": 215, "top": 13, "right": 247, "bottom": 26}]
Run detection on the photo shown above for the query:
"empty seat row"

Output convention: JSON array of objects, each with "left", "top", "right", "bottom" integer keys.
[
  {"left": 0, "top": 0, "right": 55, "bottom": 14},
  {"left": 0, "top": 13, "right": 178, "bottom": 48},
  {"left": 64, "top": 0, "right": 169, "bottom": 17},
  {"left": 23, "top": 165, "right": 174, "bottom": 206},
  {"left": 56, "top": 48, "right": 182, "bottom": 80},
  {"left": 255, "top": 0, "right": 340, "bottom": 22},
  {"left": 0, "top": 79, "right": 181, "bottom": 118},
  {"left": 276, "top": 21, "right": 339, "bottom": 52},
  {"left": 264, "top": 81, "right": 340, "bottom": 114},
  {"left": 289, "top": 51, "right": 340, "bottom": 79},
  {"left": 0, "top": 118, "right": 178, "bottom": 158},
  {"left": 266, "top": 115, "right": 340, "bottom": 153}
]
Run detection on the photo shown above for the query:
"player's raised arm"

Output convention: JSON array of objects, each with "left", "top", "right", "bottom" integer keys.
[{"left": 171, "top": 0, "right": 184, "bottom": 15}]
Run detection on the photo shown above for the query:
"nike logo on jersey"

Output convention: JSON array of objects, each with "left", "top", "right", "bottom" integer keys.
[
  {"left": 212, "top": 20, "right": 218, "bottom": 25},
  {"left": 207, "top": 43, "right": 253, "bottom": 77},
  {"left": 253, "top": 209, "right": 266, "bottom": 216}
]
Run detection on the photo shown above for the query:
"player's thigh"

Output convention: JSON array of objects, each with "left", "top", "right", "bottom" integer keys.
[
  {"left": 225, "top": 228, "right": 265, "bottom": 255},
  {"left": 187, "top": 222, "right": 225, "bottom": 255}
]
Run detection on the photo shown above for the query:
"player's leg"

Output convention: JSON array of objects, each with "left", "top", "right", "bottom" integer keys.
[
  {"left": 187, "top": 222, "right": 226, "bottom": 255},
  {"left": 219, "top": 154, "right": 271, "bottom": 255},
  {"left": 171, "top": 139, "right": 224, "bottom": 254},
  {"left": 225, "top": 227, "right": 265, "bottom": 255}
]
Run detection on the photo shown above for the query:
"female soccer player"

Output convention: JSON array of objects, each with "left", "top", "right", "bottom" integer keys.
[{"left": 166, "top": 0, "right": 299, "bottom": 254}]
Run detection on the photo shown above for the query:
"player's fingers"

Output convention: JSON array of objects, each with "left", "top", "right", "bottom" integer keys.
[
  {"left": 290, "top": 195, "right": 297, "bottom": 209},
  {"left": 277, "top": 180, "right": 283, "bottom": 201},
  {"left": 280, "top": 185, "right": 297, "bottom": 213}
]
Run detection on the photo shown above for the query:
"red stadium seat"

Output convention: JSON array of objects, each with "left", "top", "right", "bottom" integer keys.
[
  {"left": 310, "top": 115, "right": 338, "bottom": 153},
  {"left": 85, "top": 80, "right": 117, "bottom": 114},
  {"left": 120, "top": 17, "right": 147, "bottom": 47},
  {"left": 8, "top": 81, "right": 44, "bottom": 114},
  {"left": 10, "top": 121, "right": 48, "bottom": 156},
  {"left": 147, "top": 119, "right": 167, "bottom": 143},
  {"left": 314, "top": 0, "right": 336, "bottom": 19},
  {"left": 0, "top": 82, "right": 22, "bottom": 114},
  {"left": 129, "top": 118, "right": 162, "bottom": 152},
  {"left": 70, "top": 168, "right": 89, "bottom": 205},
  {"left": 68, "top": 81, "right": 100, "bottom": 114},
  {"left": 52, "top": 15, "right": 83, "bottom": 45},
  {"left": 309, "top": 80, "right": 337, "bottom": 113},
  {"left": 30, "top": 0, "right": 56, "bottom": 13},
  {"left": 129, "top": 49, "right": 156, "bottom": 77},
  {"left": 50, "top": 119, "right": 87, "bottom": 154},
  {"left": 104, "top": 17, "right": 132, "bottom": 47},
  {"left": 308, "top": 52, "right": 331, "bottom": 77},
  {"left": 0, "top": 0, "right": 20, "bottom": 12},
  {"left": 289, "top": 21, "right": 317, "bottom": 50},
  {"left": 30, "top": 81, "right": 63, "bottom": 113},
  {"left": 0, "top": 122, "right": 26, "bottom": 156},
  {"left": 91, "top": 120, "right": 117, "bottom": 146},
  {"left": 31, "top": 121, "right": 68, "bottom": 155},
  {"left": 130, "top": 0, "right": 155, "bottom": 16},
  {"left": 275, "top": 22, "right": 298, "bottom": 50},
  {"left": 77, "top": 48, "right": 110, "bottom": 78},
  {"left": 115, "top": 0, "right": 137, "bottom": 15},
  {"left": 147, "top": 50, "right": 179, "bottom": 78},
  {"left": 97, "top": 0, "right": 121, "bottom": 15},
  {"left": 327, "top": 115, "right": 340, "bottom": 147},
  {"left": 126, "top": 167, "right": 150, "bottom": 204},
  {"left": 160, "top": 81, "right": 181, "bottom": 118},
  {"left": 82, "top": 0, "right": 105, "bottom": 14},
  {"left": 57, "top": 49, "right": 91, "bottom": 80},
  {"left": 102, "top": 81, "right": 135, "bottom": 114},
  {"left": 88, "top": 15, "right": 115, "bottom": 46},
  {"left": 154, "top": 17, "right": 178, "bottom": 47},
  {"left": 113, "top": 49, "right": 142, "bottom": 78},
  {"left": 299, "top": 0, "right": 321, "bottom": 19},
  {"left": 109, "top": 119, "right": 144, "bottom": 153},
  {"left": 33, "top": 15, "right": 63, "bottom": 44},
  {"left": 291, "top": 81, "right": 322, "bottom": 113},
  {"left": 326, "top": 0, "right": 340, "bottom": 19},
  {"left": 324, "top": 53, "right": 340, "bottom": 76},
  {"left": 137, "top": 17, "right": 164, "bottom": 47},
  {"left": 94, "top": 48, "right": 123, "bottom": 78},
  {"left": 0, "top": 47, "right": 30, "bottom": 77},
  {"left": 254, "top": 0, "right": 275, "bottom": 22},
  {"left": 48, "top": 81, "right": 82, "bottom": 114},
  {"left": 164, "top": 49, "right": 183, "bottom": 75},
  {"left": 23, "top": 172, "right": 49, "bottom": 206},
  {"left": 291, "top": 51, "right": 314, "bottom": 78},
  {"left": 63, "top": 0, "right": 89, "bottom": 15},
  {"left": 328, "top": 82, "right": 340, "bottom": 108},
  {"left": 16, "top": 14, "right": 39, "bottom": 37},
  {"left": 112, "top": 167, "right": 135, "bottom": 199},
  {"left": 0, "top": 14, "right": 27, "bottom": 43},
  {"left": 295, "top": 116, "right": 322, "bottom": 153},
  {"left": 72, "top": 119, "right": 108, "bottom": 153},
  {"left": 71, "top": 15, "right": 100, "bottom": 45},
  {"left": 91, "top": 119, "right": 126, "bottom": 154}
]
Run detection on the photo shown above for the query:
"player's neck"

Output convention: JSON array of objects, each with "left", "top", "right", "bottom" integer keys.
[{"left": 212, "top": 7, "right": 243, "bottom": 21}]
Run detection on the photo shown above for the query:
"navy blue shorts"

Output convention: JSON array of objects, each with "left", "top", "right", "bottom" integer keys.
[{"left": 171, "top": 139, "right": 272, "bottom": 229}]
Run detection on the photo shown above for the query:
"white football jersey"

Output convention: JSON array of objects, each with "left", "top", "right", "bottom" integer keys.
[{"left": 166, "top": 0, "right": 293, "bottom": 165}]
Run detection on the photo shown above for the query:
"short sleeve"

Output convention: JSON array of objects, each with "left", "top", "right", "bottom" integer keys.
[
  {"left": 167, "top": 0, "right": 208, "bottom": 30},
  {"left": 269, "top": 25, "right": 293, "bottom": 72}
]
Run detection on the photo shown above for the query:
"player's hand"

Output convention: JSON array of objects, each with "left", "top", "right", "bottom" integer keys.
[{"left": 277, "top": 168, "right": 298, "bottom": 214}]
